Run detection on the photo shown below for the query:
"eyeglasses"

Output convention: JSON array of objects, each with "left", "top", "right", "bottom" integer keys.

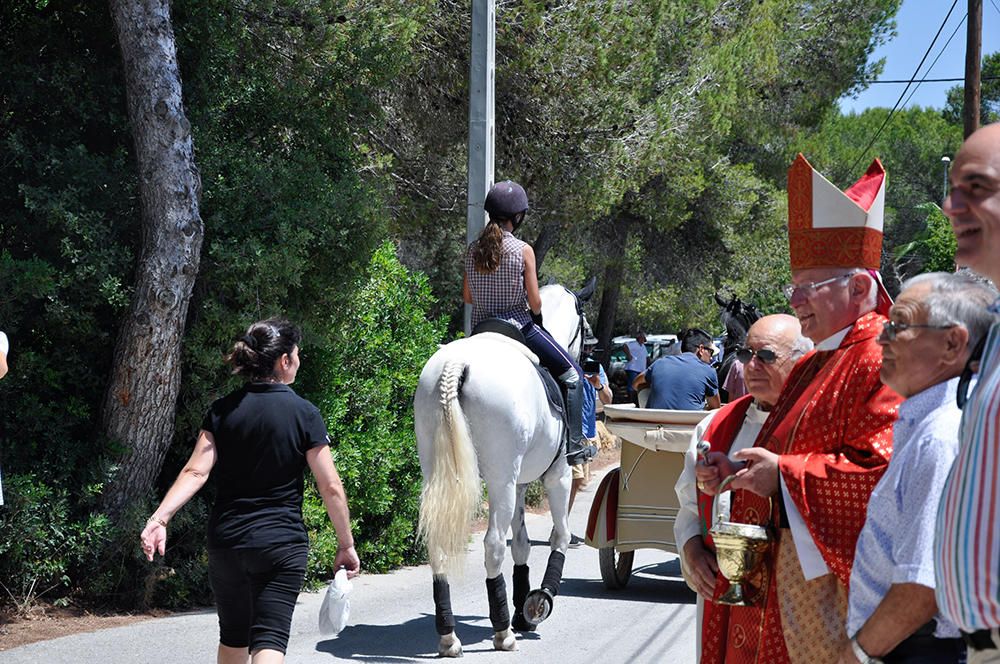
[
  {"left": 782, "top": 273, "right": 855, "bottom": 301},
  {"left": 879, "top": 320, "right": 957, "bottom": 342},
  {"left": 958, "top": 335, "right": 988, "bottom": 409},
  {"left": 735, "top": 346, "right": 780, "bottom": 365}
]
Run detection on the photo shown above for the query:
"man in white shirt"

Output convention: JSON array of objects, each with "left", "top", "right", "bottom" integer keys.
[
  {"left": 622, "top": 332, "right": 647, "bottom": 404},
  {"left": 0, "top": 329, "right": 7, "bottom": 380},
  {"left": 674, "top": 314, "right": 812, "bottom": 659}
]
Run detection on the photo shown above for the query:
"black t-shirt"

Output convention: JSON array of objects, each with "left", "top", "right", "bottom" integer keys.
[{"left": 201, "top": 382, "right": 330, "bottom": 549}]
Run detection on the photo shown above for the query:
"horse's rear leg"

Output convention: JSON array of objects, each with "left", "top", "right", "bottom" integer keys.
[
  {"left": 509, "top": 484, "right": 534, "bottom": 632},
  {"left": 432, "top": 574, "right": 462, "bottom": 657},
  {"left": 523, "top": 463, "right": 571, "bottom": 626},
  {"left": 484, "top": 480, "right": 518, "bottom": 651}
]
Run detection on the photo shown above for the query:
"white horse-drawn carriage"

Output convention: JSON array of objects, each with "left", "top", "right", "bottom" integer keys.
[{"left": 585, "top": 403, "right": 707, "bottom": 588}]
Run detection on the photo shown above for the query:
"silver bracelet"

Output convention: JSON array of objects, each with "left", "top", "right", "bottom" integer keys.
[{"left": 850, "top": 636, "right": 883, "bottom": 664}]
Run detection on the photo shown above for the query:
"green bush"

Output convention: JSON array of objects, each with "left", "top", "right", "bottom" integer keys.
[
  {"left": 0, "top": 473, "right": 110, "bottom": 610},
  {"left": 303, "top": 242, "right": 447, "bottom": 578},
  {"left": 893, "top": 202, "right": 958, "bottom": 277}
]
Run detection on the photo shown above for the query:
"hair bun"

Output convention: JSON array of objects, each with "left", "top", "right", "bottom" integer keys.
[{"left": 241, "top": 334, "right": 257, "bottom": 350}]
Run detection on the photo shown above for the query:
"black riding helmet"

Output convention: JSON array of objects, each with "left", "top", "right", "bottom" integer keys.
[{"left": 484, "top": 180, "right": 528, "bottom": 231}]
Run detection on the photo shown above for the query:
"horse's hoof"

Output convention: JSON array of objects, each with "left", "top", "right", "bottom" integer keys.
[
  {"left": 511, "top": 612, "right": 536, "bottom": 632},
  {"left": 522, "top": 588, "right": 554, "bottom": 626},
  {"left": 492, "top": 628, "right": 518, "bottom": 651},
  {"left": 438, "top": 632, "right": 464, "bottom": 658}
]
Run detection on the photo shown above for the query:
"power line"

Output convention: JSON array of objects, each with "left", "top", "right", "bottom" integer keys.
[
  {"left": 992, "top": 0, "right": 1000, "bottom": 18},
  {"left": 901, "top": 13, "right": 967, "bottom": 107},
  {"left": 849, "top": 0, "right": 961, "bottom": 173},
  {"left": 871, "top": 76, "right": 1000, "bottom": 83}
]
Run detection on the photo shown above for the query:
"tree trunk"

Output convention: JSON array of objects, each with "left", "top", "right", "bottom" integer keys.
[
  {"left": 532, "top": 222, "right": 560, "bottom": 269},
  {"left": 101, "top": 0, "right": 204, "bottom": 518},
  {"left": 595, "top": 212, "right": 633, "bottom": 367}
]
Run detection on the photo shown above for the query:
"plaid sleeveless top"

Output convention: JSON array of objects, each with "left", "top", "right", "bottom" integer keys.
[{"left": 465, "top": 231, "right": 532, "bottom": 329}]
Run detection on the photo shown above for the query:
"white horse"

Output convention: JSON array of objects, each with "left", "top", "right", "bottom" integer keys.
[{"left": 414, "top": 281, "right": 593, "bottom": 657}]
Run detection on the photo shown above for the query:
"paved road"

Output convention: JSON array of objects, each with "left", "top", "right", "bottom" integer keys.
[{"left": 1, "top": 467, "right": 697, "bottom": 663}]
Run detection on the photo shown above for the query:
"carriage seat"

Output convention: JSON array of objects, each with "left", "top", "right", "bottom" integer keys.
[{"left": 471, "top": 318, "right": 527, "bottom": 345}]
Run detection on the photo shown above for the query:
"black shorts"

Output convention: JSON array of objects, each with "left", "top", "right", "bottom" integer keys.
[{"left": 208, "top": 543, "right": 309, "bottom": 654}]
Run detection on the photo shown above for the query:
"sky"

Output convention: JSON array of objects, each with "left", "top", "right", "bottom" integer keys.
[{"left": 839, "top": 0, "right": 1000, "bottom": 114}]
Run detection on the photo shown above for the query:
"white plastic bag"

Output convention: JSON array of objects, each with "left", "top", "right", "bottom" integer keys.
[{"left": 318, "top": 568, "right": 352, "bottom": 636}]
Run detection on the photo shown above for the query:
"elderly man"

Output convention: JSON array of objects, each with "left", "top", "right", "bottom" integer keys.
[
  {"left": 674, "top": 314, "right": 812, "bottom": 660},
  {"left": 698, "top": 155, "right": 904, "bottom": 664},
  {"left": 841, "top": 273, "right": 997, "bottom": 664},
  {"left": 935, "top": 123, "right": 1000, "bottom": 664}
]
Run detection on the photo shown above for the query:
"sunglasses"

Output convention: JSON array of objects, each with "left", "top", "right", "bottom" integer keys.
[
  {"left": 879, "top": 320, "right": 956, "bottom": 342},
  {"left": 782, "top": 273, "right": 855, "bottom": 301},
  {"left": 735, "top": 346, "right": 779, "bottom": 365}
]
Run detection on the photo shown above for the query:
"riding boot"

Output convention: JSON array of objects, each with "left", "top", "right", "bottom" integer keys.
[{"left": 559, "top": 371, "right": 596, "bottom": 466}]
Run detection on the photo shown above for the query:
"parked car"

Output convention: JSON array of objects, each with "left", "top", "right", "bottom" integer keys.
[{"left": 606, "top": 334, "right": 679, "bottom": 397}]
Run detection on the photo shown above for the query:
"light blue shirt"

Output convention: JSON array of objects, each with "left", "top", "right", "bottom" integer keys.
[
  {"left": 847, "top": 378, "right": 963, "bottom": 639},
  {"left": 582, "top": 365, "right": 608, "bottom": 439}
]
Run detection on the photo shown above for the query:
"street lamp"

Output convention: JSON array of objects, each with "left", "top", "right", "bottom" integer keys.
[{"left": 941, "top": 155, "right": 951, "bottom": 203}]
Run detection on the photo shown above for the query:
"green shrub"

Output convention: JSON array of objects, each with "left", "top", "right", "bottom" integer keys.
[
  {"left": 304, "top": 242, "right": 447, "bottom": 577},
  {"left": 893, "top": 202, "right": 957, "bottom": 276},
  {"left": 0, "top": 473, "right": 110, "bottom": 611},
  {"left": 524, "top": 480, "right": 547, "bottom": 509}
]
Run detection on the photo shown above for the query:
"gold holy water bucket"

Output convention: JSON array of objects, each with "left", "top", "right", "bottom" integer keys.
[{"left": 709, "top": 521, "right": 772, "bottom": 606}]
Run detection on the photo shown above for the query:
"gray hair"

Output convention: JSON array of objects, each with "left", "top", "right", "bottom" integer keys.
[
  {"left": 846, "top": 267, "right": 880, "bottom": 312},
  {"left": 789, "top": 334, "right": 814, "bottom": 360},
  {"left": 900, "top": 272, "right": 999, "bottom": 349}
]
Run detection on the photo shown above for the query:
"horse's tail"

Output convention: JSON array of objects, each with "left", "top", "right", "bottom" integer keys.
[{"left": 417, "top": 358, "right": 480, "bottom": 577}]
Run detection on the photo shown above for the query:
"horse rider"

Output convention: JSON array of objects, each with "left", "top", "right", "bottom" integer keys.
[{"left": 462, "top": 180, "right": 595, "bottom": 467}]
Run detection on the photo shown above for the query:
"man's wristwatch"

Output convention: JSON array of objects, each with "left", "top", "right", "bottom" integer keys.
[{"left": 850, "top": 636, "right": 883, "bottom": 664}]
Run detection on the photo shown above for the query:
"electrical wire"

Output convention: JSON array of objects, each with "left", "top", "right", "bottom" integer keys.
[
  {"left": 871, "top": 76, "right": 1000, "bottom": 83},
  {"left": 901, "top": 13, "right": 966, "bottom": 108},
  {"left": 848, "top": 0, "right": 961, "bottom": 173}
]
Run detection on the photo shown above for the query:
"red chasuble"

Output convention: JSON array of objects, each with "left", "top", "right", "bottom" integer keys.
[{"left": 700, "top": 311, "right": 901, "bottom": 664}]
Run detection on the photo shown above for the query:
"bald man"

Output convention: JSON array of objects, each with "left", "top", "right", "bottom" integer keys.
[
  {"left": 674, "top": 314, "right": 813, "bottom": 661},
  {"left": 935, "top": 122, "right": 1000, "bottom": 664}
]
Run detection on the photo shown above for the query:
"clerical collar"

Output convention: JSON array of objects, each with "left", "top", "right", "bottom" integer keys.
[
  {"left": 746, "top": 401, "right": 770, "bottom": 423},
  {"left": 816, "top": 324, "right": 852, "bottom": 351}
]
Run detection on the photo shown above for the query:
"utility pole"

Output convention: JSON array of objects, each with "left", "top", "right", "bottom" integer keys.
[
  {"left": 964, "top": 0, "right": 983, "bottom": 138},
  {"left": 465, "top": 0, "right": 496, "bottom": 335}
]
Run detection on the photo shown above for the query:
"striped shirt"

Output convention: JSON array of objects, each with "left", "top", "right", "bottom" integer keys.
[
  {"left": 935, "top": 298, "right": 1000, "bottom": 631},
  {"left": 465, "top": 231, "right": 532, "bottom": 329}
]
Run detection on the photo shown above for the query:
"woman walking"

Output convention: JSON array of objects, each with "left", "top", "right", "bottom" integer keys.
[{"left": 140, "top": 318, "right": 359, "bottom": 664}]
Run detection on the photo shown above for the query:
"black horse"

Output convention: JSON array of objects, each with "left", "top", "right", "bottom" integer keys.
[{"left": 714, "top": 291, "right": 763, "bottom": 402}]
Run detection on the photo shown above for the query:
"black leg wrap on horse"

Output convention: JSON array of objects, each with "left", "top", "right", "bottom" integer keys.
[
  {"left": 485, "top": 574, "right": 510, "bottom": 632},
  {"left": 511, "top": 564, "right": 534, "bottom": 631},
  {"left": 512, "top": 564, "right": 530, "bottom": 608},
  {"left": 433, "top": 575, "right": 456, "bottom": 635},
  {"left": 541, "top": 550, "right": 566, "bottom": 597}
]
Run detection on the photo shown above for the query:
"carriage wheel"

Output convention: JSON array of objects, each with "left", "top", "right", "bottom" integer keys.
[{"left": 598, "top": 546, "right": 634, "bottom": 589}]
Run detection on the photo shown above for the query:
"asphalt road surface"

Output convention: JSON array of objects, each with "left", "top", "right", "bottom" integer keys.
[{"left": 1, "top": 467, "right": 697, "bottom": 663}]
